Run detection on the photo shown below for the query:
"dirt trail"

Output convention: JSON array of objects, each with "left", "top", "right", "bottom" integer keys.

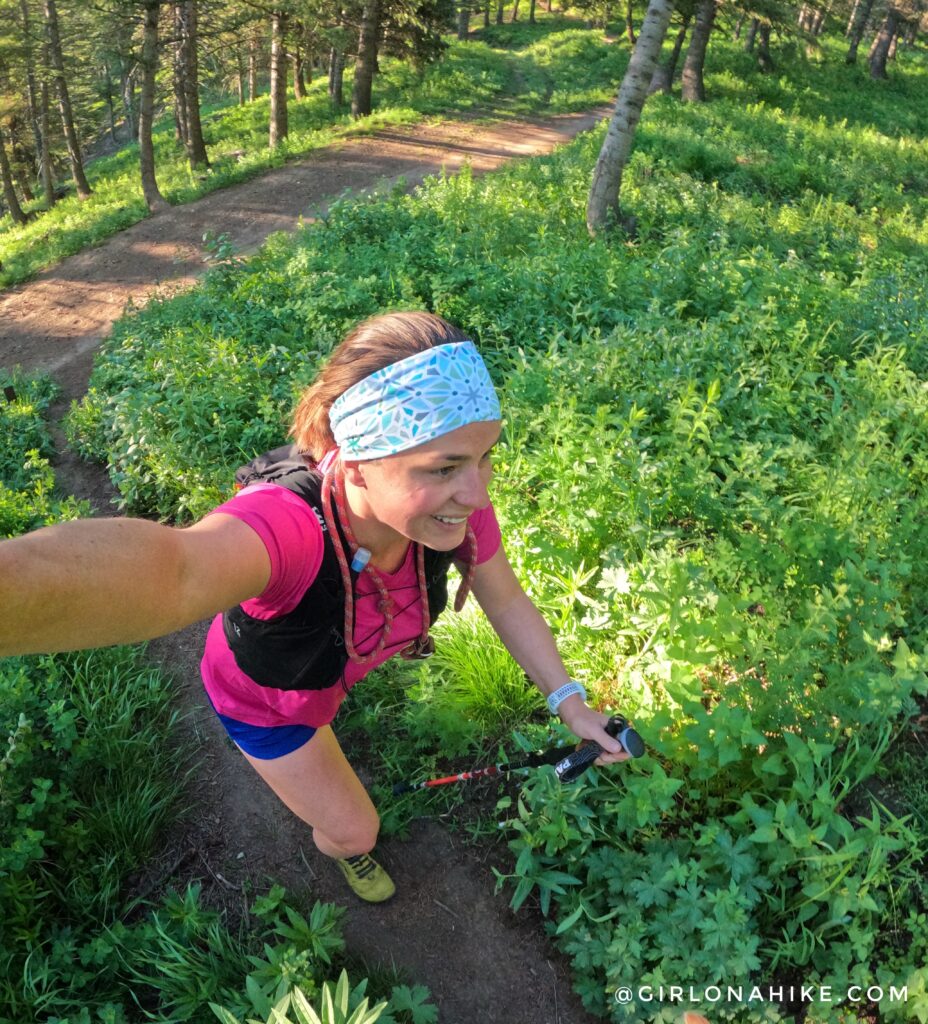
[{"left": 0, "top": 109, "right": 612, "bottom": 1024}]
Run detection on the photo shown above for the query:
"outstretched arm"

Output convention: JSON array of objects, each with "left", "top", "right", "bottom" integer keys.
[
  {"left": 469, "top": 546, "right": 628, "bottom": 763},
  {"left": 0, "top": 513, "right": 270, "bottom": 657}
]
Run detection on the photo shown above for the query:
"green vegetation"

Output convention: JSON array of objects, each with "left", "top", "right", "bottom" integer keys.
[
  {"left": 0, "top": 19, "right": 622, "bottom": 291},
  {"left": 65, "top": 32, "right": 928, "bottom": 1022},
  {"left": 0, "top": 374, "right": 436, "bottom": 1023}
]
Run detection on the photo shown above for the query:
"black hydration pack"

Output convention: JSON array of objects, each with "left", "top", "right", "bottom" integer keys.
[{"left": 222, "top": 444, "right": 456, "bottom": 692}]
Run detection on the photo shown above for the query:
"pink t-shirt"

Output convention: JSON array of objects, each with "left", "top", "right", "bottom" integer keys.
[{"left": 200, "top": 483, "right": 502, "bottom": 728}]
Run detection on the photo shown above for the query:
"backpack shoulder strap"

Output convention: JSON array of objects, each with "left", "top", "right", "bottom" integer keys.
[{"left": 234, "top": 443, "right": 322, "bottom": 504}]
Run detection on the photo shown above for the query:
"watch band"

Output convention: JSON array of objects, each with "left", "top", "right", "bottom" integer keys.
[{"left": 546, "top": 680, "right": 587, "bottom": 715}]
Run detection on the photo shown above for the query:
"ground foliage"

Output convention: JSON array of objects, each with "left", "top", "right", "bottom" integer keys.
[
  {"left": 0, "top": 382, "right": 437, "bottom": 1022},
  {"left": 63, "top": 32, "right": 928, "bottom": 1024}
]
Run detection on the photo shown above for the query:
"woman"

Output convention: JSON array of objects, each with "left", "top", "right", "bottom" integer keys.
[{"left": 0, "top": 312, "right": 627, "bottom": 902}]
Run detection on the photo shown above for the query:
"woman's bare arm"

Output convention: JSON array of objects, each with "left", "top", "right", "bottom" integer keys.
[{"left": 0, "top": 513, "right": 270, "bottom": 657}]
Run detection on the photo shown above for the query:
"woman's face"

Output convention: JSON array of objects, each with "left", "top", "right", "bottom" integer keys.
[{"left": 345, "top": 419, "right": 501, "bottom": 553}]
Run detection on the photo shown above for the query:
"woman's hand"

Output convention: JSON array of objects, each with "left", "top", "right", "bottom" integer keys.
[{"left": 557, "top": 696, "right": 631, "bottom": 766}]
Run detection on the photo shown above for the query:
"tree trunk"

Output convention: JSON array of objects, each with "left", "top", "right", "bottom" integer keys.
[
  {"left": 44, "top": 0, "right": 91, "bottom": 199},
  {"left": 329, "top": 47, "right": 345, "bottom": 105},
  {"left": 649, "top": 14, "right": 690, "bottom": 94},
  {"left": 18, "top": 0, "right": 47, "bottom": 203},
  {"left": 732, "top": 12, "right": 745, "bottom": 38},
  {"left": 846, "top": 0, "right": 875, "bottom": 61},
  {"left": 757, "top": 22, "right": 774, "bottom": 70},
  {"left": 173, "top": 5, "right": 189, "bottom": 144},
  {"left": 0, "top": 124, "right": 28, "bottom": 225},
  {"left": 248, "top": 27, "right": 259, "bottom": 100},
  {"left": 511, "top": 0, "right": 520, "bottom": 21},
  {"left": 869, "top": 7, "right": 900, "bottom": 77},
  {"left": 626, "top": 0, "right": 637, "bottom": 43},
  {"left": 484, "top": 1, "right": 490, "bottom": 27},
  {"left": 17, "top": 171, "right": 35, "bottom": 204},
  {"left": 845, "top": 0, "right": 860, "bottom": 34},
  {"left": 529, "top": 0, "right": 536, "bottom": 23},
  {"left": 236, "top": 49, "right": 246, "bottom": 104},
  {"left": 138, "top": 0, "right": 168, "bottom": 213},
  {"left": 587, "top": 0, "right": 675, "bottom": 236},
  {"left": 179, "top": 1, "right": 209, "bottom": 168},
  {"left": 103, "top": 62, "right": 119, "bottom": 144},
  {"left": 38, "top": 55, "right": 55, "bottom": 204},
  {"left": 351, "top": 0, "right": 380, "bottom": 118},
  {"left": 744, "top": 16, "right": 759, "bottom": 50},
  {"left": 292, "top": 48, "right": 307, "bottom": 98},
  {"left": 496, "top": 0, "right": 504, "bottom": 22},
  {"left": 458, "top": 2, "right": 470, "bottom": 39},
  {"left": 269, "top": 11, "right": 289, "bottom": 146},
  {"left": 888, "top": 29, "right": 898, "bottom": 58},
  {"left": 681, "top": 0, "right": 717, "bottom": 102},
  {"left": 121, "top": 64, "right": 138, "bottom": 140}
]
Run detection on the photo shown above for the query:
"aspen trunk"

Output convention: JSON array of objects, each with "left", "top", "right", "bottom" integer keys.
[
  {"left": 529, "top": 0, "right": 536, "bottom": 23},
  {"left": 732, "top": 12, "right": 745, "bottom": 38},
  {"left": 626, "top": 0, "right": 637, "bottom": 43},
  {"left": 44, "top": 0, "right": 91, "bottom": 199},
  {"left": 681, "top": 0, "right": 716, "bottom": 102},
  {"left": 351, "top": 0, "right": 380, "bottom": 118},
  {"left": 587, "top": 0, "right": 676, "bottom": 236},
  {"left": 269, "top": 11, "right": 289, "bottom": 146},
  {"left": 138, "top": 0, "right": 168, "bottom": 212},
  {"left": 496, "top": 0, "right": 504, "bottom": 23}
]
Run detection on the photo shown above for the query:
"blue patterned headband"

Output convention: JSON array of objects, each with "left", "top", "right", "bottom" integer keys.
[{"left": 329, "top": 341, "right": 501, "bottom": 460}]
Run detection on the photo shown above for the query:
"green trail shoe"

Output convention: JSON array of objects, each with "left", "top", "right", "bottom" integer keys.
[{"left": 336, "top": 853, "right": 396, "bottom": 903}]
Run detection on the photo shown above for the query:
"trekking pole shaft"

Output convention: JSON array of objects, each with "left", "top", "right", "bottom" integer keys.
[{"left": 392, "top": 746, "right": 572, "bottom": 795}]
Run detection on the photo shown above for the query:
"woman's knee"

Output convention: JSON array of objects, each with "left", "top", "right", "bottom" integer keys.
[{"left": 313, "top": 813, "right": 380, "bottom": 858}]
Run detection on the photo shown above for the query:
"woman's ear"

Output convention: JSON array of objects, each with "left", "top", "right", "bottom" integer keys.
[{"left": 342, "top": 460, "right": 369, "bottom": 489}]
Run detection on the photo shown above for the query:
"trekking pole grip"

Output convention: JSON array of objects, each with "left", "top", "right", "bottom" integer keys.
[{"left": 553, "top": 714, "right": 645, "bottom": 784}]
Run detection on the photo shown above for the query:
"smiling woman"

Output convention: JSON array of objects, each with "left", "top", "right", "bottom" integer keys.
[{"left": 0, "top": 310, "right": 627, "bottom": 906}]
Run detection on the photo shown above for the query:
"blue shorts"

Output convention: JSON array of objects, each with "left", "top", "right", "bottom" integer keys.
[{"left": 205, "top": 692, "right": 317, "bottom": 759}]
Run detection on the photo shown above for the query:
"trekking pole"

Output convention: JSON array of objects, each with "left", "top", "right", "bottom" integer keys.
[{"left": 392, "top": 715, "right": 645, "bottom": 795}]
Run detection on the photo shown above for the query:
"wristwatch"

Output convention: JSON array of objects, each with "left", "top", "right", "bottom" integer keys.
[{"left": 546, "top": 680, "right": 587, "bottom": 716}]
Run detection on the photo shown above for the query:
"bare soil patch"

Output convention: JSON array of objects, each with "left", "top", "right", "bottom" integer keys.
[{"left": 0, "top": 110, "right": 612, "bottom": 1024}]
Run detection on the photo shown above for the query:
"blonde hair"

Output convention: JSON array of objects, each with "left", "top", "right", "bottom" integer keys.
[{"left": 290, "top": 311, "right": 470, "bottom": 460}]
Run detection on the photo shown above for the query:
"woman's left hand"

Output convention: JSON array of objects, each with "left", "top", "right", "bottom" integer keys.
[{"left": 557, "top": 698, "right": 632, "bottom": 766}]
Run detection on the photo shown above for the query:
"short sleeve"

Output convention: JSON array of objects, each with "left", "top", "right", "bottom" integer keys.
[
  {"left": 456, "top": 501, "right": 502, "bottom": 565},
  {"left": 206, "top": 483, "right": 325, "bottom": 616}
]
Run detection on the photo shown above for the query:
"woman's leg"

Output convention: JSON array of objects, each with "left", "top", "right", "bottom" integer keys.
[{"left": 237, "top": 724, "right": 379, "bottom": 859}]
